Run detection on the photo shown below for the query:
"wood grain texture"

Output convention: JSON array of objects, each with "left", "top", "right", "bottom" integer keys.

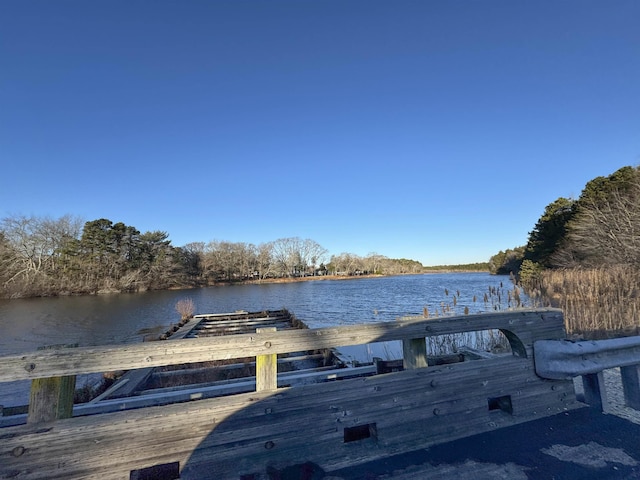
[
  {"left": 0, "top": 357, "right": 578, "bottom": 479},
  {"left": 255, "top": 327, "right": 277, "bottom": 392},
  {"left": 27, "top": 375, "right": 76, "bottom": 424}
]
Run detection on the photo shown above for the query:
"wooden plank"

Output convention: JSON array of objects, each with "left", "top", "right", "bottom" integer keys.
[
  {"left": 256, "top": 327, "right": 277, "bottom": 391},
  {"left": 402, "top": 337, "right": 428, "bottom": 369},
  {"left": 193, "top": 321, "right": 292, "bottom": 331},
  {"left": 0, "top": 309, "right": 565, "bottom": 382},
  {"left": 27, "top": 344, "right": 78, "bottom": 424},
  {"left": 194, "top": 316, "right": 290, "bottom": 326},
  {"left": 0, "top": 354, "right": 578, "bottom": 479},
  {"left": 27, "top": 375, "right": 76, "bottom": 424},
  {"left": 167, "top": 317, "right": 202, "bottom": 339},
  {"left": 100, "top": 367, "right": 153, "bottom": 399},
  {"left": 150, "top": 353, "right": 326, "bottom": 379}
]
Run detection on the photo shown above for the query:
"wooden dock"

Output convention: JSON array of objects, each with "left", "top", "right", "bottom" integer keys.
[
  {"left": 91, "top": 309, "right": 361, "bottom": 404},
  {"left": 0, "top": 309, "right": 588, "bottom": 479}
]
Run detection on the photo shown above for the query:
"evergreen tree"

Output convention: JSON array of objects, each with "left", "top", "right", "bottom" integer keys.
[{"left": 524, "top": 197, "right": 575, "bottom": 268}]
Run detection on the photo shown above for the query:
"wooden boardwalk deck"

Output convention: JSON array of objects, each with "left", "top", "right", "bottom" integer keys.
[{"left": 0, "top": 309, "right": 602, "bottom": 479}]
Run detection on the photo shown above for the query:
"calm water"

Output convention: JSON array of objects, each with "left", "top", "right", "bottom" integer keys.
[{"left": 0, "top": 273, "right": 520, "bottom": 356}]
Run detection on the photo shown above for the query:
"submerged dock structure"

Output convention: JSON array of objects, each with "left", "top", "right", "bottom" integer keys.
[{"left": 1, "top": 308, "right": 640, "bottom": 479}]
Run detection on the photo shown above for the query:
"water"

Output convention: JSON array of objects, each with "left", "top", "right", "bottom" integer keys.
[
  {"left": 0, "top": 273, "right": 520, "bottom": 356},
  {"left": 0, "top": 273, "right": 523, "bottom": 407}
]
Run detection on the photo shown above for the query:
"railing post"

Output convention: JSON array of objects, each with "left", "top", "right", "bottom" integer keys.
[
  {"left": 402, "top": 338, "right": 428, "bottom": 370},
  {"left": 256, "top": 327, "right": 277, "bottom": 391},
  {"left": 28, "top": 344, "right": 78, "bottom": 424},
  {"left": 620, "top": 365, "right": 640, "bottom": 410},
  {"left": 28, "top": 375, "right": 76, "bottom": 423}
]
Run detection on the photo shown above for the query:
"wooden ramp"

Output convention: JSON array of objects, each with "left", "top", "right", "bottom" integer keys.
[{"left": 0, "top": 309, "right": 581, "bottom": 479}]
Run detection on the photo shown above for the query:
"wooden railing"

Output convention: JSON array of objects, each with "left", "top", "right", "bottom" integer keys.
[{"left": 1, "top": 308, "right": 577, "bottom": 480}]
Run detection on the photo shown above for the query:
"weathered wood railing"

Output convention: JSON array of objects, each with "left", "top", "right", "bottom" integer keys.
[{"left": 1, "top": 308, "right": 578, "bottom": 479}]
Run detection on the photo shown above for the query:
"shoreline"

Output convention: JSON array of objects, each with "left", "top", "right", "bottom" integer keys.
[
  {"left": 2, "top": 270, "right": 492, "bottom": 300},
  {"left": 223, "top": 270, "right": 491, "bottom": 286}
]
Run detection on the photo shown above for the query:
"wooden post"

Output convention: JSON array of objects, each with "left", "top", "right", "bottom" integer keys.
[
  {"left": 402, "top": 338, "right": 428, "bottom": 370},
  {"left": 28, "top": 344, "right": 78, "bottom": 424},
  {"left": 256, "top": 327, "right": 277, "bottom": 391},
  {"left": 28, "top": 376, "right": 76, "bottom": 423}
]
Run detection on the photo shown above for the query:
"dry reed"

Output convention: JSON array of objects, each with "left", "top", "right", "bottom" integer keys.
[
  {"left": 525, "top": 266, "right": 640, "bottom": 339},
  {"left": 175, "top": 298, "right": 195, "bottom": 321}
]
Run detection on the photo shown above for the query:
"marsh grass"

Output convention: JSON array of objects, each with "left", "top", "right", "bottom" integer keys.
[
  {"left": 396, "top": 281, "right": 525, "bottom": 356},
  {"left": 421, "top": 281, "right": 526, "bottom": 318},
  {"left": 425, "top": 329, "right": 511, "bottom": 356},
  {"left": 525, "top": 266, "right": 640, "bottom": 339},
  {"left": 175, "top": 298, "right": 195, "bottom": 321}
]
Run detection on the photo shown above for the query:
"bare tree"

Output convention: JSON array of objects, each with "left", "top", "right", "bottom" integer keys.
[
  {"left": 0, "top": 214, "right": 82, "bottom": 291},
  {"left": 558, "top": 177, "right": 640, "bottom": 267},
  {"left": 255, "top": 242, "right": 274, "bottom": 279},
  {"left": 270, "top": 237, "right": 298, "bottom": 277},
  {"left": 365, "top": 252, "right": 386, "bottom": 275}
]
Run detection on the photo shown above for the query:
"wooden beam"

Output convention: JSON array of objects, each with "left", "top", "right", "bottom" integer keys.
[
  {"left": 0, "top": 309, "right": 564, "bottom": 382},
  {"left": 27, "top": 344, "right": 78, "bottom": 424},
  {"left": 0, "top": 355, "right": 578, "bottom": 480},
  {"left": 256, "top": 327, "right": 277, "bottom": 392},
  {"left": 402, "top": 338, "right": 428, "bottom": 370},
  {"left": 27, "top": 375, "right": 76, "bottom": 424}
]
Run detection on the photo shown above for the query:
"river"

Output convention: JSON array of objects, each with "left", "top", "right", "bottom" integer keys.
[
  {"left": 0, "top": 273, "right": 524, "bottom": 407},
  {"left": 0, "top": 272, "right": 522, "bottom": 356}
]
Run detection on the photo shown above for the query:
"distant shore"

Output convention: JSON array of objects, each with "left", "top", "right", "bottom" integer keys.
[{"left": 242, "top": 270, "right": 491, "bottom": 286}]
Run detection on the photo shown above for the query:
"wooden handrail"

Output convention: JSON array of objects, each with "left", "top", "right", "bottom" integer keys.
[{"left": 0, "top": 308, "right": 562, "bottom": 382}]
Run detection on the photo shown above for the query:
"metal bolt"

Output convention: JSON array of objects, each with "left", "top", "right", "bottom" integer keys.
[
  {"left": 11, "top": 446, "right": 25, "bottom": 457},
  {"left": 24, "top": 363, "right": 36, "bottom": 372}
]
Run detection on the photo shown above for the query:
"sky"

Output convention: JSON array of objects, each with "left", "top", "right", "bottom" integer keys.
[{"left": 1, "top": 1, "right": 639, "bottom": 266}]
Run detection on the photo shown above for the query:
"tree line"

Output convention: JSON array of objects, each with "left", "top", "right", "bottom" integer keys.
[
  {"left": 0, "top": 216, "right": 426, "bottom": 298},
  {"left": 489, "top": 165, "right": 640, "bottom": 282},
  {"left": 423, "top": 262, "right": 489, "bottom": 272}
]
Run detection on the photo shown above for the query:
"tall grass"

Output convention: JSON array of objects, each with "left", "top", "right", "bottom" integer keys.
[
  {"left": 396, "top": 281, "right": 525, "bottom": 356},
  {"left": 525, "top": 266, "right": 640, "bottom": 339},
  {"left": 175, "top": 298, "right": 195, "bottom": 321}
]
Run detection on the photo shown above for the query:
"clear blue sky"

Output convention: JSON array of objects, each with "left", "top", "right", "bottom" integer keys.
[{"left": 1, "top": 1, "right": 639, "bottom": 266}]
